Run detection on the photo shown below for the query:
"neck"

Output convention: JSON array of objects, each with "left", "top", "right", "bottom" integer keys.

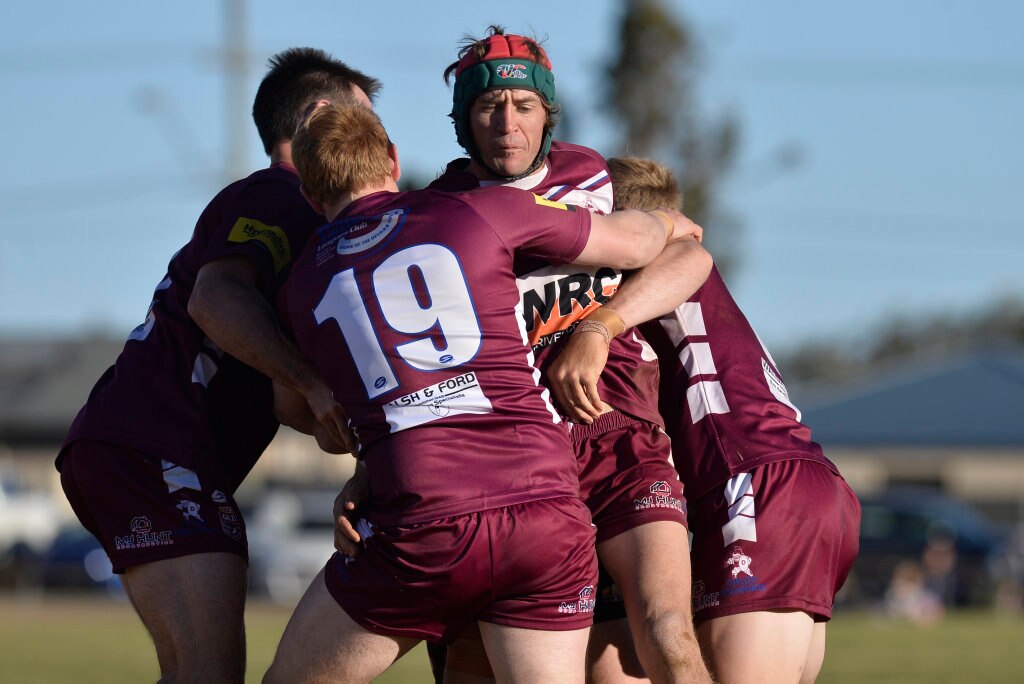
[
  {"left": 324, "top": 177, "right": 400, "bottom": 221},
  {"left": 269, "top": 140, "right": 293, "bottom": 167},
  {"left": 468, "top": 155, "right": 547, "bottom": 183}
]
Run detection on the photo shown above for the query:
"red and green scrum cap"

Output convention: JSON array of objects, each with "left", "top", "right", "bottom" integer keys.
[{"left": 451, "top": 33, "right": 557, "bottom": 174}]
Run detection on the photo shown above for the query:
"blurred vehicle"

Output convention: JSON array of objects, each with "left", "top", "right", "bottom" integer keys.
[
  {"left": 0, "top": 467, "right": 61, "bottom": 557},
  {"left": 246, "top": 487, "right": 339, "bottom": 604},
  {"left": 38, "top": 524, "right": 122, "bottom": 595},
  {"left": 853, "top": 486, "right": 1007, "bottom": 606}
]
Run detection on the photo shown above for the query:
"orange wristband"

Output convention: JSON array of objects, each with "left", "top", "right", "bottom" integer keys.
[
  {"left": 585, "top": 307, "right": 626, "bottom": 339},
  {"left": 650, "top": 210, "right": 675, "bottom": 241}
]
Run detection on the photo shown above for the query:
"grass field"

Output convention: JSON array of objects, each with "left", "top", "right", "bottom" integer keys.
[{"left": 0, "top": 596, "right": 1020, "bottom": 682}]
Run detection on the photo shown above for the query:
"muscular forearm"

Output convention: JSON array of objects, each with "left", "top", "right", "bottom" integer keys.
[
  {"left": 603, "top": 238, "right": 712, "bottom": 329},
  {"left": 189, "top": 265, "right": 320, "bottom": 396}
]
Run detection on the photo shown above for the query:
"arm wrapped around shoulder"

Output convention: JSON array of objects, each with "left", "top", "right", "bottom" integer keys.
[{"left": 577, "top": 209, "right": 668, "bottom": 270}]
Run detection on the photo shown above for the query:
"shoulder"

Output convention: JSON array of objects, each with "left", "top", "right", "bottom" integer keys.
[
  {"left": 547, "top": 142, "right": 610, "bottom": 175},
  {"left": 428, "top": 159, "right": 478, "bottom": 192},
  {"left": 541, "top": 142, "right": 614, "bottom": 214}
]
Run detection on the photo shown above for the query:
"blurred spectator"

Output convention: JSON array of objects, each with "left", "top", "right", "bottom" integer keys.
[
  {"left": 885, "top": 561, "right": 944, "bottom": 624},
  {"left": 921, "top": 525, "right": 960, "bottom": 606},
  {"left": 995, "top": 522, "right": 1024, "bottom": 614}
]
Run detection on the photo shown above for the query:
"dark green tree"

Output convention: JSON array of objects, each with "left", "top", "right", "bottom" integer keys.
[{"left": 605, "top": 0, "right": 741, "bottom": 275}]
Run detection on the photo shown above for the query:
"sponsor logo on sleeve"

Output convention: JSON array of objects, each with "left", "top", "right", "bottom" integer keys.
[
  {"left": 227, "top": 217, "right": 292, "bottom": 273},
  {"left": 634, "top": 480, "right": 686, "bottom": 513},
  {"left": 533, "top": 194, "right": 575, "bottom": 211}
]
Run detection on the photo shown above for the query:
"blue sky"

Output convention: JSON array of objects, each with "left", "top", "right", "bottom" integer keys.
[{"left": 2, "top": 1, "right": 1021, "bottom": 354}]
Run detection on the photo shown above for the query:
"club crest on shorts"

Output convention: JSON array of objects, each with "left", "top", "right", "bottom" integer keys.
[
  {"left": 726, "top": 547, "right": 753, "bottom": 577},
  {"left": 176, "top": 499, "right": 204, "bottom": 522},
  {"left": 722, "top": 546, "right": 768, "bottom": 598},
  {"left": 217, "top": 503, "right": 243, "bottom": 541}
]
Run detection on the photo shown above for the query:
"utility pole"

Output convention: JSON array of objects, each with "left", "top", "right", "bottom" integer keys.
[{"left": 223, "top": 0, "right": 249, "bottom": 184}]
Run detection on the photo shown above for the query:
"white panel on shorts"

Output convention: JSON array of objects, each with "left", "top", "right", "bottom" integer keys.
[
  {"left": 680, "top": 342, "right": 717, "bottom": 378},
  {"left": 687, "top": 380, "right": 730, "bottom": 423},
  {"left": 162, "top": 460, "right": 201, "bottom": 493},
  {"left": 721, "top": 472, "right": 757, "bottom": 546},
  {"left": 191, "top": 351, "right": 218, "bottom": 387}
]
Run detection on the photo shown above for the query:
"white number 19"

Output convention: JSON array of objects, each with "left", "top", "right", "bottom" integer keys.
[{"left": 313, "top": 244, "right": 482, "bottom": 398}]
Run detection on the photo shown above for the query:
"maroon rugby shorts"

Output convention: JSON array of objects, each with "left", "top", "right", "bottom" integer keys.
[
  {"left": 571, "top": 411, "right": 687, "bottom": 544},
  {"left": 60, "top": 439, "right": 248, "bottom": 573},
  {"left": 323, "top": 496, "right": 598, "bottom": 644},
  {"left": 689, "top": 459, "right": 860, "bottom": 622}
]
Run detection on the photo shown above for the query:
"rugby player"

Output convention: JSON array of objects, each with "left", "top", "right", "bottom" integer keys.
[
  {"left": 570, "top": 156, "right": 861, "bottom": 683},
  {"left": 419, "top": 27, "right": 714, "bottom": 683},
  {"left": 56, "top": 49, "right": 378, "bottom": 682},
  {"left": 262, "top": 102, "right": 699, "bottom": 682}
]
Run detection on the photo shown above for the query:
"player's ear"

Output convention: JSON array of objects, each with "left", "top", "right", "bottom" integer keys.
[
  {"left": 388, "top": 143, "right": 401, "bottom": 184},
  {"left": 299, "top": 184, "right": 326, "bottom": 216}
]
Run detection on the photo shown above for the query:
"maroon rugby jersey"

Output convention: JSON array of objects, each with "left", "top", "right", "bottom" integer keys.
[
  {"left": 277, "top": 186, "right": 593, "bottom": 525},
  {"left": 638, "top": 267, "right": 839, "bottom": 500},
  {"left": 430, "top": 142, "right": 663, "bottom": 428},
  {"left": 60, "top": 164, "right": 321, "bottom": 488}
]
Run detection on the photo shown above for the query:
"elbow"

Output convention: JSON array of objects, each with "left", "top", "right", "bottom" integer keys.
[
  {"left": 625, "top": 229, "right": 668, "bottom": 270},
  {"left": 187, "top": 279, "right": 211, "bottom": 328},
  {"left": 694, "top": 242, "right": 714, "bottom": 280}
]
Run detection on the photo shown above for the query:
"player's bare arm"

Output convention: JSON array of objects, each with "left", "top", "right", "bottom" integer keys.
[
  {"left": 189, "top": 255, "right": 353, "bottom": 447},
  {"left": 271, "top": 378, "right": 356, "bottom": 455},
  {"left": 548, "top": 231, "right": 712, "bottom": 423},
  {"left": 575, "top": 208, "right": 677, "bottom": 269}
]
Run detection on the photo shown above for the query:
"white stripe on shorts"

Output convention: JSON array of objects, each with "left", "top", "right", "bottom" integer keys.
[{"left": 721, "top": 471, "right": 757, "bottom": 546}]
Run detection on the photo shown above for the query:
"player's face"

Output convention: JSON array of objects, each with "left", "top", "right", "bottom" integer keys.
[{"left": 469, "top": 89, "right": 547, "bottom": 178}]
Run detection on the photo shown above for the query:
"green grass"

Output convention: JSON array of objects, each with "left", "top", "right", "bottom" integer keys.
[{"left": 0, "top": 597, "right": 1020, "bottom": 682}]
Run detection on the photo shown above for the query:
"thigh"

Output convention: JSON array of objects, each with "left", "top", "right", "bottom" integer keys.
[
  {"left": 479, "top": 622, "right": 590, "bottom": 684},
  {"left": 442, "top": 624, "right": 496, "bottom": 683},
  {"left": 690, "top": 460, "right": 857, "bottom": 623},
  {"left": 575, "top": 419, "right": 688, "bottom": 545},
  {"left": 266, "top": 568, "right": 418, "bottom": 683},
  {"left": 598, "top": 520, "right": 692, "bottom": 614},
  {"left": 587, "top": 618, "right": 648, "bottom": 684},
  {"left": 122, "top": 551, "right": 248, "bottom": 679},
  {"left": 697, "top": 610, "right": 815, "bottom": 684},
  {"left": 60, "top": 440, "right": 247, "bottom": 573}
]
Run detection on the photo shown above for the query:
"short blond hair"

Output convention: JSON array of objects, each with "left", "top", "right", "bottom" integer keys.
[
  {"left": 292, "top": 103, "right": 391, "bottom": 205},
  {"left": 607, "top": 157, "right": 682, "bottom": 212}
]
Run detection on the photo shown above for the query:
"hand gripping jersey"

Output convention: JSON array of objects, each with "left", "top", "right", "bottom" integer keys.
[
  {"left": 60, "top": 164, "right": 322, "bottom": 488},
  {"left": 638, "top": 267, "right": 839, "bottom": 499},
  {"left": 430, "top": 142, "right": 663, "bottom": 427},
  {"left": 277, "top": 186, "right": 594, "bottom": 526}
]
